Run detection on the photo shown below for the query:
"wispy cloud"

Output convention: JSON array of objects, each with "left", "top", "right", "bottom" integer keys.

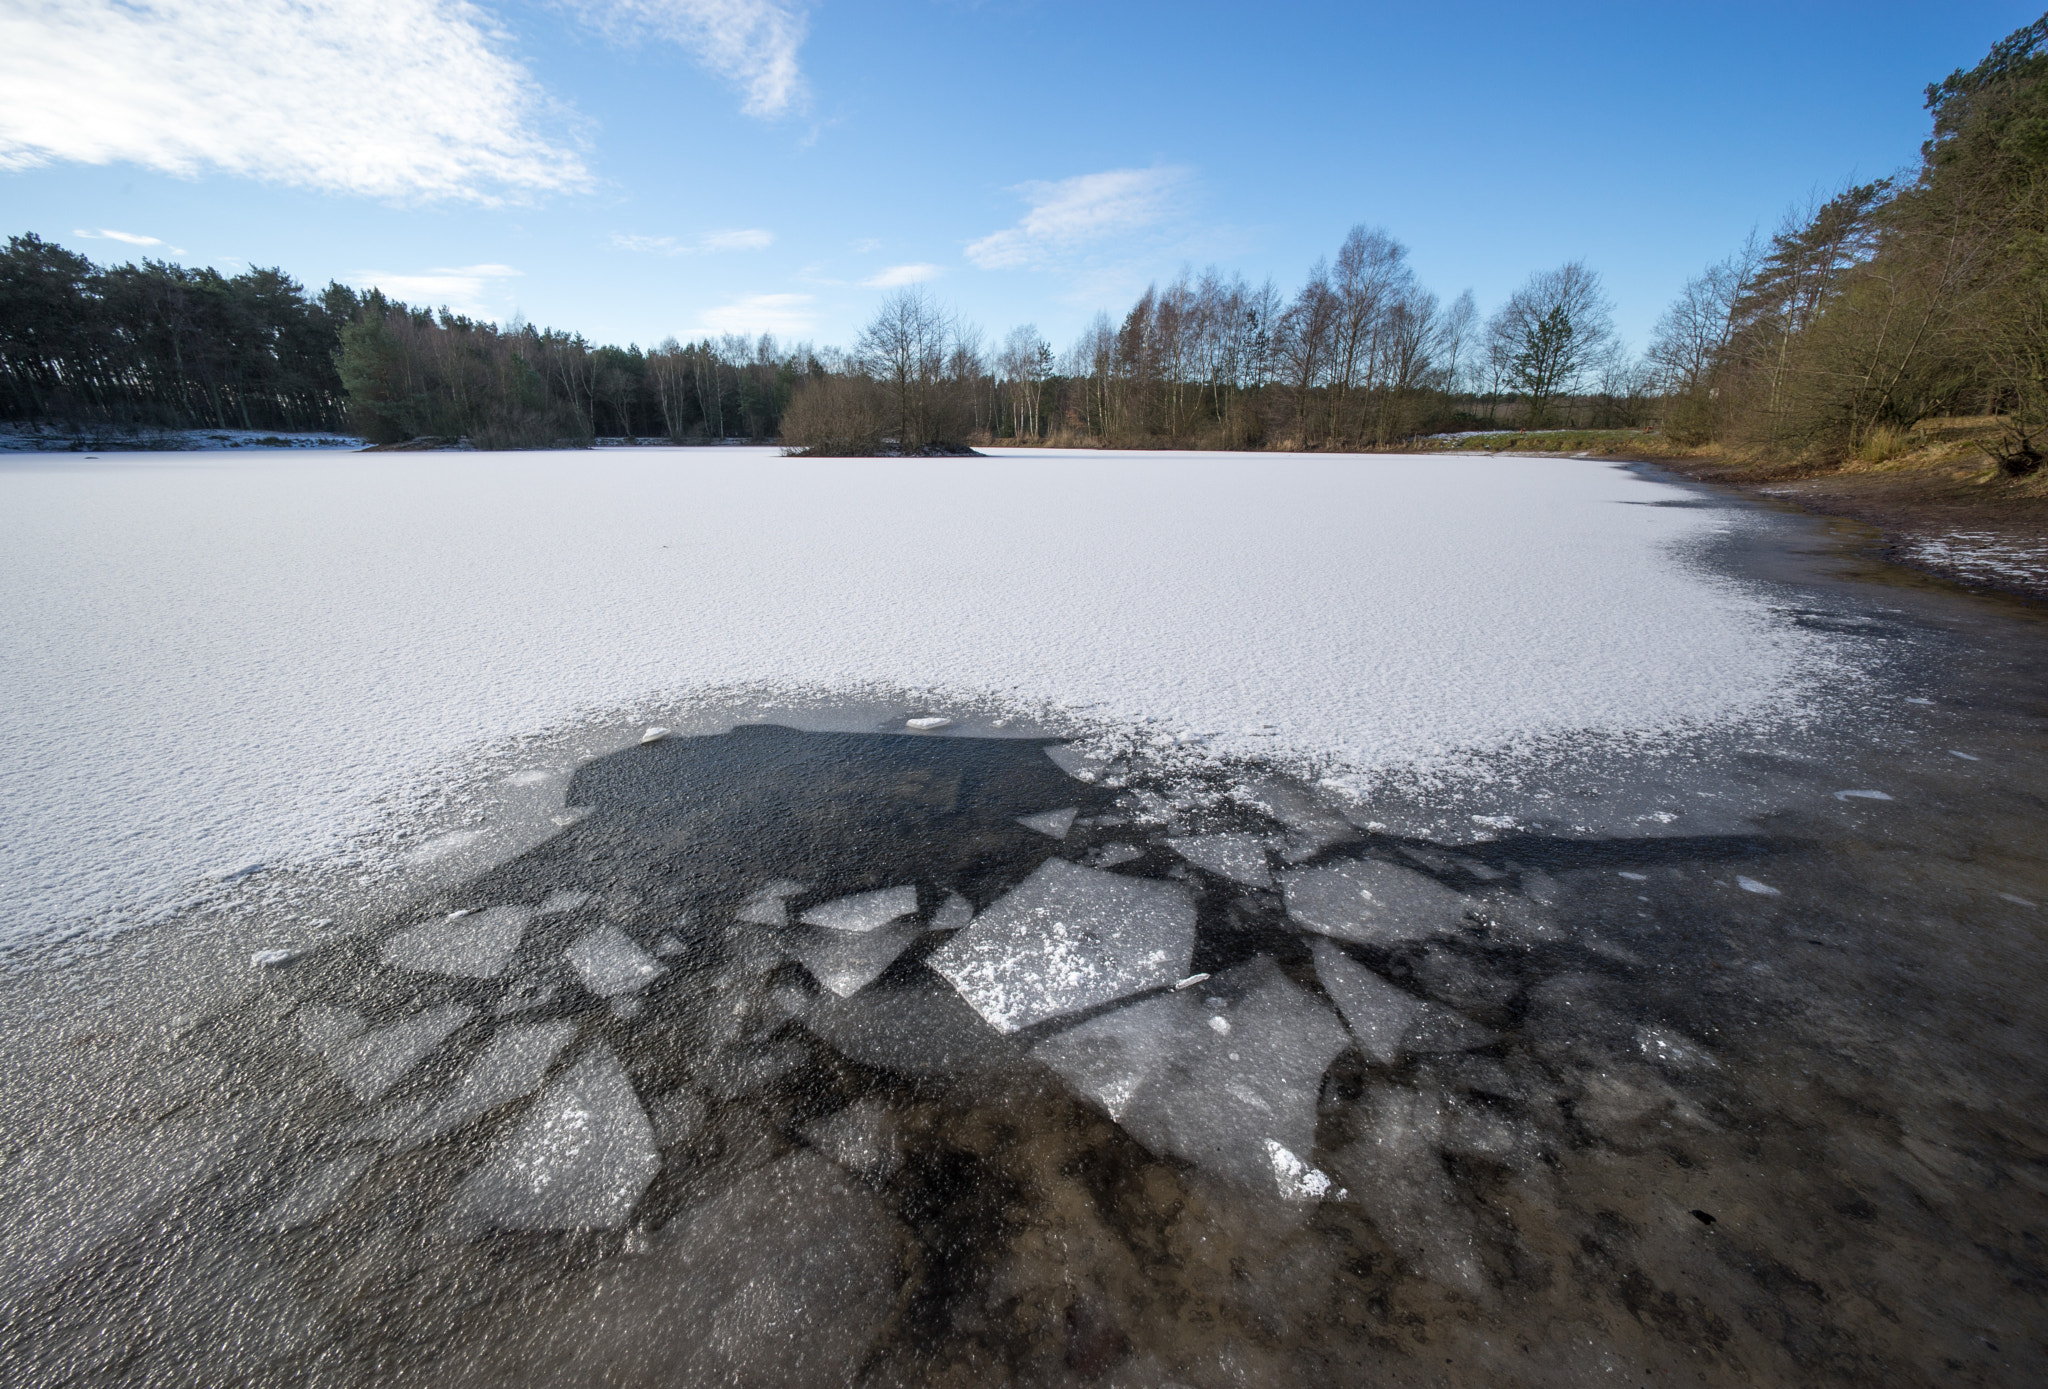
[
  {"left": 0, "top": 1, "right": 588, "bottom": 202},
  {"left": 613, "top": 228, "right": 775, "bottom": 255},
  {"left": 697, "top": 291, "right": 813, "bottom": 335},
  {"left": 863, "top": 263, "right": 942, "bottom": 287},
  {"left": 75, "top": 228, "right": 162, "bottom": 247},
  {"left": 570, "top": 1, "right": 809, "bottom": 118},
  {"left": 848, "top": 237, "right": 882, "bottom": 254},
  {"left": 351, "top": 264, "right": 523, "bottom": 317},
  {"left": 966, "top": 167, "right": 1193, "bottom": 270}
]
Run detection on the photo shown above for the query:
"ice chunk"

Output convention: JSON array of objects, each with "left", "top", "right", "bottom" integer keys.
[
  {"left": 1328, "top": 1089, "right": 1488, "bottom": 1295},
  {"left": 445, "top": 1044, "right": 659, "bottom": 1231},
  {"left": 534, "top": 889, "right": 591, "bottom": 917},
  {"left": 565, "top": 925, "right": 666, "bottom": 997},
  {"left": 1017, "top": 806, "right": 1079, "bottom": 839},
  {"left": 779, "top": 919, "right": 922, "bottom": 998},
  {"left": 610, "top": 995, "right": 644, "bottom": 1020},
  {"left": 381, "top": 905, "right": 532, "bottom": 979},
  {"left": 803, "top": 1098, "right": 903, "bottom": 1181},
  {"left": 1265, "top": 1139, "right": 1342, "bottom": 1202},
  {"left": 1736, "top": 875, "right": 1780, "bottom": 896},
  {"left": 1311, "top": 939, "right": 1422, "bottom": 1065},
  {"left": 735, "top": 878, "right": 806, "bottom": 927},
  {"left": 1834, "top": 789, "right": 1893, "bottom": 801},
  {"left": 250, "top": 948, "right": 299, "bottom": 968},
  {"left": 652, "top": 932, "right": 684, "bottom": 956},
  {"left": 1035, "top": 957, "right": 1349, "bottom": 1194},
  {"left": 1617, "top": 871, "right": 1647, "bottom": 881},
  {"left": 1244, "top": 778, "right": 1357, "bottom": 861},
  {"left": 1950, "top": 749, "right": 1981, "bottom": 761},
  {"left": 647, "top": 1088, "right": 706, "bottom": 1148},
  {"left": 254, "top": 1150, "right": 377, "bottom": 1231},
  {"left": 639, "top": 726, "right": 669, "bottom": 744},
  {"left": 929, "top": 890, "right": 974, "bottom": 932},
  {"left": 905, "top": 716, "right": 952, "bottom": 730},
  {"left": 1091, "top": 842, "right": 1144, "bottom": 868},
  {"left": 805, "top": 973, "right": 1024, "bottom": 1079},
  {"left": 394, "top": 1021, "right": 577, "bottom": 1153},
  {"left": 927, "top": 859, "right": 1195, "bottom": 1033},
  {"left": 1167, "top": 833, "right": 1273, "bottom": 887},
  {"left": 304, "top": 1003, "right": 475, "bottom": 1103},
  {"left": 1281, "top": 858, "right": 1470, "bottom": 946},
  {"left": 800, "top": 885, "right": 917, "bottom": 933}
]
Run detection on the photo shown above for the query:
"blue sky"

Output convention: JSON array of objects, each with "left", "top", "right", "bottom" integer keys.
[{"left": 2, "top": 1, "right": 2038, "bottom": 357}]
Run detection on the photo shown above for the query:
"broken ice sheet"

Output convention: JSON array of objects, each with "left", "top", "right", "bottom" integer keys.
[
  {"left": 1017, "top": 806, "right": 1079, "bottom": 839},
  {"left": 804, "top": 972, "right": 1024, "bottom": 1079},
  {"left": 1313, "top": 939, "right": 1492, "bottom": 1064},
  {"left": 778, "top": 919, "right": 922, "bottom": 998},
  {"left": 927, "top": 859, "right": 1195, "bottom": 1033},
  {"left": 445, "top": 1044, "right": 659, "bottom": 1232},
  {"left": 1091, "top": 842, "right": 1145, "bottom": 869},
  {"left": 1034, "top": 956, "right": 1349, "bottom": 1197},
  {"left": 393, "top": 1020, "right": 577, "bottom": 1153},
  {"left": 800, "top": 884, "right": 917, "bottom": 933},
  {"left": 565, "top": 925, "right": 666, "bottom": 997},
  {"left": 1281, "top": 857, "right": 1472, "bottom": 946},
  {"left": 1167, "top": 832, "right": 1273, "bottom": 888},
  {"left": 929, "top": 890, "right": 974, "bottom": 933},
  {"left": 380, "top": 905, "right": 531, "bottom": 979},
  {"left": 1243, "top": 777, "right": 1357, "bottom": 861},
  {"left": 299, "top": 1002, "right": 475, "bottom": 1103}
]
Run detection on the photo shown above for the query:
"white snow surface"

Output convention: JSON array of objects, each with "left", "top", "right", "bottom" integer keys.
[{"left": 1, "top": 448, "right": 1832, "bottom": 944}]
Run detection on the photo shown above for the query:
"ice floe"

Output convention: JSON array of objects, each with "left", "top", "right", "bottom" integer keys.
[
  {"left": 564, "top": 924, "right": 666, "bottom": 997},
  {"left": 803, "top": 1098, "right": 904, "bottom": 1181},
  {"left": 1280, "top": 858, "right": 1471, "bottom": 945},
  {"left": 533, "top": 889, "right": 591, "bottom": 917},
  {"left": 929, "top": 890, "right": 974, "bottom": 932},
  {"left": 1168, "top": 832, "right": 1273, "bottom": 887},
  {"left": 394, "top": 1020, "right": 577, "bottom": 1153},
  {"left": 800, "top": 884, "right": 917, "bottom": 933},
  {"left": 445, "top": 1044, "right": 659, "bottom": 1231},
  {"left": 1090, "top": 842, "right": 1145, "bottom": 868},
  {"left": 254, "top": 1150, "right": 378, "bottom": 1231},
  {"left": 299, "top": 1002, "right": 474, "bottom": 1103},
  {"left": 1016, "top": 806, "right": 1079, "bottom": 839},
  {"left": 735, "top": 878, "right": 806, "bottom": 927},
  {"left": 779, "top": 919, "right": 922, "bottom": 997},
  {"left": 927, "top": 859, "right": 1195, "bottom": 1032},
  {"left": 1736, "top": 875, "right": 1781, "bottom": 896},
  {"left": 380, "top": 905, "right": 532, "bottom": 979},
  {"left": 1034, "top": 956, "right": 1348, "bottom": 1195},
  {"left": 803, "top": 973, "right": 1024, "bottom": 1078},
  {"left": 905, "top": 716, "right": 952, "bottom": 730}
]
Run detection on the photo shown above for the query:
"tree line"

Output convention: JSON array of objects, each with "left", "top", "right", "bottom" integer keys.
[
  {"left": 12, "top": 16, "right": 2033, "bottom": 458},
  {"left": 1644, "top": 13, "right": 2048, "bottom": 474}
]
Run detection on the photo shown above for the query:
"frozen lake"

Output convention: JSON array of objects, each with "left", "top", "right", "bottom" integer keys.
[
  {"left": 0, "top": 447, "right": 1825, "bottom": 948},
  {"left": 1, "top": 447, "right": 2044, "bottom": 1387}
]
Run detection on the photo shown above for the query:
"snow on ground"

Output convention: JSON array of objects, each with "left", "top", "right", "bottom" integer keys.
[{"left": 0, "top": 447, "right": 1835, "bottom": 946}]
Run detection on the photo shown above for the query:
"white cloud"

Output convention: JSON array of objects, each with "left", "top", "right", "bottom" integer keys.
[
  {"left": 75, "top": 228, "right": 162, "bottom": 247},
  {"left": 0, "top": 1, "right": 587, "bottom": 202},
  {"left": 863, "top": 263, "right": 942, "bottom": 287},
  {"left": 696, "top": 291, "right": 813, "bottom": 335},
  {"left": 572, "top": 1, "right": 809, "bottom": 118},
  {"left": 848, "top": 237, "right": 882, "bottom": 254},
  {"left": 613, "top": 228, "right": 774, "bottom": 255},
  {"left": 351, "top": 264, "right": 522, "bottom": 318},
  {"left": 966, "top": 166, "right": 1193, "bottom": 270}
]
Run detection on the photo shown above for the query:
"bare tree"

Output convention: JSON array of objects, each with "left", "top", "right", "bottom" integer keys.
[{"left": 1484, "top": 262, "right": 1617, "bottom": 427}]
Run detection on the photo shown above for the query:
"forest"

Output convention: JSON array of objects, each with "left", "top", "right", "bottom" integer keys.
[{"left": 3, "top": 15, "right": 2045, "bottom": 462}]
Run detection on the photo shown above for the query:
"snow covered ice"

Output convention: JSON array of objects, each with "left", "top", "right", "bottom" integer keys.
[
  {"left": 564, "top": 924, "right": 666, "bottom": 996},
  {"left": 380, "top": 905, "right": 530, "bottom": 978},
  {"left": 446, "top": 1044, "right": 659, "bottom": 1232},
  {"left": 927, "top": 858, "right": 1196, "bottom": 1032},
  {"left": 799, "top": 884, "right": 917, "bottom": 932},
  {"left": 1281, "top": 857, "right": 1473, "bottom": 945}
]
